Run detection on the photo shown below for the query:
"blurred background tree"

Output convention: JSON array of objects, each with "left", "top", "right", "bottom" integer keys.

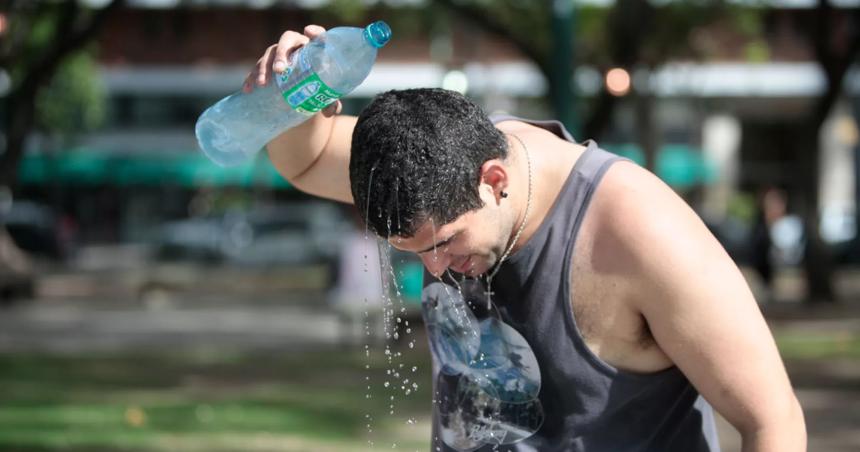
[
  {"left": 0, "top": 0, "right": 121, "bottom": 271},
  {"left": 793, "top": 1, "right": 859, "bottom": 303}
]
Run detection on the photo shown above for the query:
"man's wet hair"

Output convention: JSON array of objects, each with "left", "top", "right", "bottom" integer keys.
[{"left": 350, "top": 88, "right": 508, "bottom": 238}]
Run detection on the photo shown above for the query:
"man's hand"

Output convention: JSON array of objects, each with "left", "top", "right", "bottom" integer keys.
[{"left": 242, "top": 24, "right": 341, "bottom": 118}]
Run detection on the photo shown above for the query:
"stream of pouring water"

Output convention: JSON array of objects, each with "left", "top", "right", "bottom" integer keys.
[
  {"left": 361, "top": 168, "right": 424, "bottom": 450},
  {"left": 358, "top": 170, "right": 509, "bottom": 451}
]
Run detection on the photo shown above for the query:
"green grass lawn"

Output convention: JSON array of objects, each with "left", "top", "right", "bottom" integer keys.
[
  {"left": 0, "top": 344, "right": 434, "bottom": 452},
  {"left": 774, "top": 330, "right": 860, "bottom": 360},
  {"left": 1, "top": 327, "right": 856, "bottom": 452}
]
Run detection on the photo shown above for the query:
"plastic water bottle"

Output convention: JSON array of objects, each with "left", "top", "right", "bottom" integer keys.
[{"left": 195, "top": 21, "right": 392, "bottom": 167}]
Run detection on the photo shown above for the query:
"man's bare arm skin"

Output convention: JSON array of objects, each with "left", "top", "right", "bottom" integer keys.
[
  {"left": 267, "top": 112, "right": 356, "bottom": 204},
  {"left": 246, "top": 25, "right": 357, "bottom": 204},
  {"left": 601, "top": 162, "right": 806, "bottom": 451}
]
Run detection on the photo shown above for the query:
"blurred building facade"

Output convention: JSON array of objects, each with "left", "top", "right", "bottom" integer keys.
[{"left": 10, "top": 1, "right": 860, "bottom": 261}]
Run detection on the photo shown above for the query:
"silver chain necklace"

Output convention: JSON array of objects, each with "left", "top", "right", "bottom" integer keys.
[{"left": 483, "top": 133, "right": 533, "bottom": 307}]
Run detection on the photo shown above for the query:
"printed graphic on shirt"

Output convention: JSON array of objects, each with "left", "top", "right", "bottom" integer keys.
[{"left": 423, "top": 280, "right": 544, "bottom": 451}]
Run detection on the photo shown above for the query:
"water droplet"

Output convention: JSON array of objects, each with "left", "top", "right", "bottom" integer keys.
[
  {"left": 411, "top": 366, "right": 418, "bottom": 372},
  {"left": 384, "top": 381, "right": 390, "bottom": 388}
]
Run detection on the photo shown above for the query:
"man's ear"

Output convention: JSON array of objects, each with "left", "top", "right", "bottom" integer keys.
[{"left": 480, "top": 159, "right": 509, "bottom": 203}]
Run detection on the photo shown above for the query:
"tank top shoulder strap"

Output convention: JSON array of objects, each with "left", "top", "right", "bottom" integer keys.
[{"left": 489, "top": 114, "right": 578, "bottom": 142}]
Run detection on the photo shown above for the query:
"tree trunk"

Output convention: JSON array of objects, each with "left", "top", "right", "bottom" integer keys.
[
  {"left": 549, "top": 0, "right": 575, "bottom": 134},
  {"left": 0, "top": 0, "right": 124, "bottom": 190},
  {"left": 0, "top": 85, "right": 38, "bottom": 189},
  {"left": 796, "top": 1, "right": 859, "bottom": 303},
  {"left": 634, "top": 75, "right": 658, "bottom": 172},
  {"left": 796, "top": 124, "right": 836, "bottom": 303}
]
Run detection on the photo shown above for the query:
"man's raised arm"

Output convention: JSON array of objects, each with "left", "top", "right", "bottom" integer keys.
[{"left": 245, "top": 25, "right": 357, "bottom": 204}]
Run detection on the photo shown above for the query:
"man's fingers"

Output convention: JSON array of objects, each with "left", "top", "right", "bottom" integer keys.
[
  {"left": 255, "top": 44, "right": 277, "bottom": 86},
  {"left": 273, "top": 30, "right": 311, "bottom": 73},
  {"left": 243, "top": 26, "right": 326, "bottom": 93},
  {"left": 321, "top": 100, "right": 342, "bottom": 118},
  {"left": 304, "top": 25, "right": 326, "bottom": 38}
]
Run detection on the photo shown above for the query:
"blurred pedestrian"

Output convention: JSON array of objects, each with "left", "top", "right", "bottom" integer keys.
[{"left": 750, "top": 186, "right": 788, "bottom": 301}]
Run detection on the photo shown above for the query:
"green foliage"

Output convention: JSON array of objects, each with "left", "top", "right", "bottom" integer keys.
[
  {"left": 35, "top": 47, "right": 106, "bottom": 138},
  {"left": 744, "top": 39, "right": 771, "bottom": 62},
  {"left": 576, "top": 6, "right": 612, "bottom": 66},
  {"left": 642, "top": 1, "right": 728, "bottom": 63},
  {"left": 307, "top": 1, "right": 433, "bottom": 40},
  {"left": 732, "top": 5, "right": 765, "bottom": 37},
  {"left": 326, "top": 0, "right": 367, "bottom": 24},
  {"left": 462, "top": 0, "right": 552, "bottom": 62},
  {"left": 7, "top": 4, "right": 59, "bottom": 87},
  {"left": 731, "top": 6, "right": 771, "bottom": 62}
]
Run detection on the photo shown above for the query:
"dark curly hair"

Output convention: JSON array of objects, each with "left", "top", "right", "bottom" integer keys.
[{"left": 349, "top": 88, "right": 508, "bottom": 238}]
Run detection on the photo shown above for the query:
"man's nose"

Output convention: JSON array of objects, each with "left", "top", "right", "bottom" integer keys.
[{"left": 420, "top": 251, "right": 451, "bottom": 278}]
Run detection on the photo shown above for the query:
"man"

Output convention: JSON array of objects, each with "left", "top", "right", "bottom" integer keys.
[{"left": 251, "top": 25, "right": 805, "bottom": 451}]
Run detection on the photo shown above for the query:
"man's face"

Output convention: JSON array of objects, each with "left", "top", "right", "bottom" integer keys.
[{"left": 390, "top": 191, "right": 509, "bottom": 278}]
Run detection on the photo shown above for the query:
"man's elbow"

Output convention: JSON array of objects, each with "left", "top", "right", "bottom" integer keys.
[{"left": 739, "top": 394, "right": 806, "bottom": 452}]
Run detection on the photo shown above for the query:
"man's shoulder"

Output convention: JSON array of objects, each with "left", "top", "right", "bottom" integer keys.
[{"left": 589, "top": 160, "right": 710, "bottom": 269}]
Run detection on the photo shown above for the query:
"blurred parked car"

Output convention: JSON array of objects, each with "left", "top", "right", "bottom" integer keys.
[
  {"left": 156, "top": 202, "right": 349, "bottom": 267},
  {"left": 138, "top": 202, "right": 351, "bottom": 303},
  {"left": 1, "top": 201, "right": 67, "bottom": 259}
]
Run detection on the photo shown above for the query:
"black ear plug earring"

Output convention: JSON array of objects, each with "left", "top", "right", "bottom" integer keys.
[{"left": 500, "top": 191, "right": 509, "bottom": 198}]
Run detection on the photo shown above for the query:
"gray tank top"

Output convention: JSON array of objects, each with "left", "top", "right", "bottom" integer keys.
[{"left": 421, "top": 116, "right": 721, "bottom": 452}]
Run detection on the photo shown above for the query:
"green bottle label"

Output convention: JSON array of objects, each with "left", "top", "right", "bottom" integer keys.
[{"left": 282, "top": 73, "right": 342, "bottom": 115}]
